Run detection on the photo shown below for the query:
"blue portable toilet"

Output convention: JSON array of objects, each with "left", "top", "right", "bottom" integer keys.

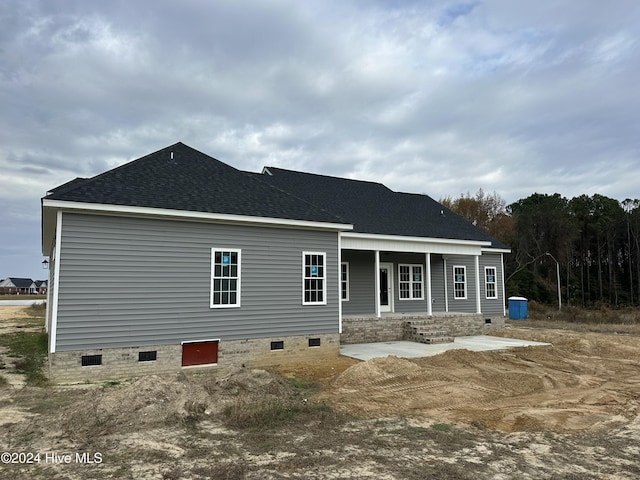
[{"left": 508, "top": 296, "right": 528, "bottom": 320}]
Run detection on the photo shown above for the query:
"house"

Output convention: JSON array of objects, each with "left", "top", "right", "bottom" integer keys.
[
  {"left": 0, "top": 277, "right": 37, "bottom": 295},
  {"left": 41, "top": 143, "right": 509, "bottom": 383},
  {"left": 35, "top": 280, "right": 48, "bottom": 294}
]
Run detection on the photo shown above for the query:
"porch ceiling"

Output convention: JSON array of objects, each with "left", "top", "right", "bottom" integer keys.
[{"left": 340, "top": 232, "right": 489, "bottom": 255}]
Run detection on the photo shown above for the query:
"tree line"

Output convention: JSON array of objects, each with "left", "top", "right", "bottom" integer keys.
[{"left": 441, "top": 190, "right": 640, "bottom": 308}]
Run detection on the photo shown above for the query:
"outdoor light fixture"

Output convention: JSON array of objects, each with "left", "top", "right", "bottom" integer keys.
[{"left": 42, "top": 259, "right": 49, "bottom": 269}]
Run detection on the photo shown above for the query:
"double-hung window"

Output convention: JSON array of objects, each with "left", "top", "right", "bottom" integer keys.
[
  {"left": 303, "top": 252, "right": 326, "bottom": 305},
  {"left": 485, "top": 267, "right": 497, "bottom": 299},
  {"left": 453, "top": 266, "right": 467, "bottom": 299},
  {"left": 211, "top": 249, "right": 241, "bottom": 308},
  {"left": 399, "top": 264, "right": 424, "bottom": 300},
  {"left": 341, "top": 262, "right": 349, "bottom": 301}
]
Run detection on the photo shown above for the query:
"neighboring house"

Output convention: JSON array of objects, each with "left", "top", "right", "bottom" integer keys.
[
  {"left": 0, "top": 277, "right": 37, "bottom": 295},
  {"left": 41, "top": 143, "right": 510, "bottom": 383},
  {"left": 35, "top": 280, "right": 48, "bottom": 294}
]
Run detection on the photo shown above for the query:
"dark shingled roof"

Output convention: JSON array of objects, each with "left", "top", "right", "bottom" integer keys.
[
  {"left": 259, "top": 167, "right": 508, "bottom": 249},
  {"left": 45, "top": 142, "right": 508, "bottom": 249},
  {"left": 44, "top": 143, "right": 346, "bottom": 225},
  {"left": 4, "top": 278, "right": 35, "bottom": 288}
]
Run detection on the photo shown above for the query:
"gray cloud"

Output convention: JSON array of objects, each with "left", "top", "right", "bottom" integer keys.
[{"left": 2, "top": 0, "right": 639, "bottom": 277}]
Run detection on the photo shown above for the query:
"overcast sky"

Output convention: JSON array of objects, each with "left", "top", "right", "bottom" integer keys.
[{"left": 2, "top": 0, "right": 639, "bottom": 279}]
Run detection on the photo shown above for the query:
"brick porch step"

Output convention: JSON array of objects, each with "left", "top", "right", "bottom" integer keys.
[
  {"left": 403, "top": 321, "right": 454, "bottom": 345},
  {"left": 415, "top": 335, "right": 455, "bottom": 344}
]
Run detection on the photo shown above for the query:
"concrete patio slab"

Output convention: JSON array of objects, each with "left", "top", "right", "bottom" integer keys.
[{"left": 340, "top": 335, "right": 552, "bottom": 361}]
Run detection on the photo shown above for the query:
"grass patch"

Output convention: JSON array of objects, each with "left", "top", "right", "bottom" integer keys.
[
  {"left": 25, "top": 302, "right": 46, "bottom": 318},
  {"left": 431, "top": 422, "right": 454, "bottom": 432},
  {"left": 528, "top": 301, "right": 640, "bottom": 325},
  {"left": 287, "top": 376, "right": 313, "bottom": 389},
  {"left": 223, "top": 397, "right": 344, "bottom": 430},
  {"left": 24, "top": 391, "right": 77, "bottom": 414},
  {"left": 0, "top": 331, "right": 49, "bottom": 386}
]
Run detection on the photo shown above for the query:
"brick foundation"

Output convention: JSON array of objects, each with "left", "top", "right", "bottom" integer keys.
[
  {"left": 341, "top": 314, "right": 505, "bottom": 344},
  {"left": 48, "top": 333, "right": 340, "bottom": 384}
]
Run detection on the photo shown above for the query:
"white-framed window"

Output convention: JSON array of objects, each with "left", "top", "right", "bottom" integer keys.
[
  {"left": 485, "top": 266, "right": 497, "bottom": 299},
  {"left": 303, "top": 252, "right": 326, "bottom": 305},
  {"left": 399, "top": 264, "right": 424, "bottom": 300},
  {"left": 210, "top": 249, "right": 241, "bottom": 308},
  {"left": 341, "top": 262, "right": 349, "bottom": 301},
  {"left": 453, "top": 266, "right": 467, "bottom": 299}
]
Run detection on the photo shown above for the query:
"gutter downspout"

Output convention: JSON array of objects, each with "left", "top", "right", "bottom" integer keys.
[{"left": 50, "top": 210, "right": 63, "bottom": 354}]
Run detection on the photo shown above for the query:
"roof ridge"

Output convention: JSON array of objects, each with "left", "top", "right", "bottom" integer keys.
[
  {"left": 244, "top": 170, "right": 349, "bottom": 224},
  {"left": 43, "top": 142, "right": 350, "bottom": 226},
  {"left": 46, "top": 142, "right": 188, "bottom": 198},
  {"left": 264, "top": 166, "right": 393, "bottom": 190}
]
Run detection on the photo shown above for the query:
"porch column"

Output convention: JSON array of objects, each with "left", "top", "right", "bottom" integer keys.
[
  {"left": 375, "top": 250, "right": 382, "bottom": 318},
  {"left": 374, "top": 250, "right": 381, "bottom": 318},
  {"left": 425, "top": 252, "right": 432, "bottom": 316},
  {"left": 338, "top": 233, "right": 343, "bottom": 333},
  {"left": 443, "top": 257, "right": 449, "bottom": 312},
  {"left": 474, "top": 255, "right": 482, "bottom": 314},
  {"left": 500, "top": 253, "right": 507, "bottom": 316}
]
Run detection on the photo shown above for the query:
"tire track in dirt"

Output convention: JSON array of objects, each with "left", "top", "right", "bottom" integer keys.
[{"left": 318, "top": 329, "right": 640, "bottom": 432}]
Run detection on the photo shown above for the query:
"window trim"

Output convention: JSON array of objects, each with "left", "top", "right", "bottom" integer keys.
[
  {"left": 210, "top": 248, "right": 242, "bottom": 309},
  {"left": 453, "top": 265, "right": 467, "bottom": 300},
  {"left": 341, "top": 262, "right": 350, "bottom": 301},
  {"left": 485, "top": 266, "right": 498, "bottom": 299},
  {"left": 398, "top": 264, "right": 424, "bottom": 300},
  {"left": 302, "top": 251, "right": 327, "bottom": 305}
]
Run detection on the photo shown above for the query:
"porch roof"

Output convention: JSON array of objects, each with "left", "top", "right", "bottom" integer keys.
[{"left": 340, "top": 231, "right": 498, "bottom": 256}]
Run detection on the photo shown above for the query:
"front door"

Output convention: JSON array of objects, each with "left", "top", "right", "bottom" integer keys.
[{"left": 380, "top": 263, "right": 394, "bottom": 312}]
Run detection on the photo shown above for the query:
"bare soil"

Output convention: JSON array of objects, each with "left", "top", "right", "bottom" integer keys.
[
  {"left": 315, "top": 326, "right": 640, "bottom": 433},
  {"left": 1, "top": 306, "right": 639, "bottom": 479}
]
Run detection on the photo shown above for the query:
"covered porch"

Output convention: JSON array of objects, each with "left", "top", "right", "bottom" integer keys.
[{"left": 338, "top": 233, "right": 508, "bottom": 321}]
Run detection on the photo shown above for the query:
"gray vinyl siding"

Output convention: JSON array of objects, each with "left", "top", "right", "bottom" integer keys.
[
  {"left": 446, "top": 255, "right": 479, "bottom": 314},
  {"left": 55, "top": 213, "right": 340, "bottom": 351},
  {"left": 430, "top": 255, "right": 446, "bottom": 313},
  {"left": 383, "top": 252, "right": 428, "bottom": 314},
  {"left": 341, "top": 251, "right": 448, "bottom": 315},
  {"left": 444, "top": 253, "right": 504, "bottom": 316},
  {"left": 445, "top": 254, "right": 505, "bottom": 316},
  {"left": 341, "top": 250, "right": 375, "bottom": 315},
  {"left": 479, "top": 253, "right": 505, "bottom": 316}
]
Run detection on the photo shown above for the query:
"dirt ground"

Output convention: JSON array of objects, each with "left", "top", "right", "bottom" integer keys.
[
  {"left": 311, "top": 327, "right": 640, "bottom": 433},
  {"left": 1, "top": 305, "right": 640, "bottom": 479}
]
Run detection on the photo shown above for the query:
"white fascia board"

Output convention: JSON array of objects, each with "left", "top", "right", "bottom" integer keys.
[
  {"left": 341, "top": 232, "right": 489, "bottom": 256},
  {"left": 41, "top": 199, "right": 353, "bottom": 232}
]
